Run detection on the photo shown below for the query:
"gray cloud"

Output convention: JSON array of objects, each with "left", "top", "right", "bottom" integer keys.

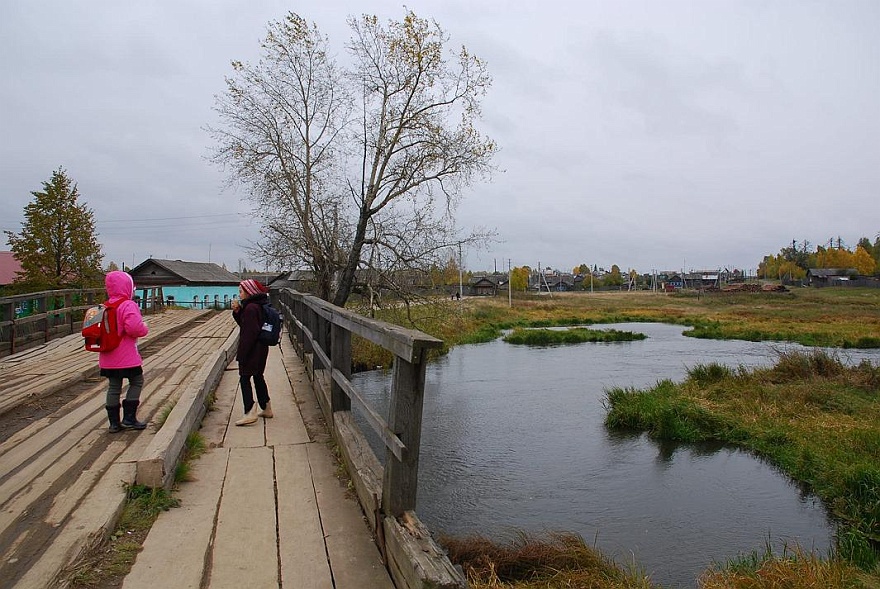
[{"left": 2, "top": 0, "right": 877, "bottom": 275}]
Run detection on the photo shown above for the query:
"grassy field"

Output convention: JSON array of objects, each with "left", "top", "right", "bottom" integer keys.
[{"left": 362, "top": 287, "right": 880, "bottom": 588}]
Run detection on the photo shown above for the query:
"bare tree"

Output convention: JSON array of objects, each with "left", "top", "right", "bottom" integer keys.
[
  {"left": 209, "top": 14, "right": 349, "bottom": 300},
  {"left": 210, "top": 11, "right": 497, "bottom": 305}
]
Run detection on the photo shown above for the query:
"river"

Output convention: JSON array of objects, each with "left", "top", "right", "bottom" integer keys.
[{"left": 351, "top": 323, "right": 880, "bottom": 588}]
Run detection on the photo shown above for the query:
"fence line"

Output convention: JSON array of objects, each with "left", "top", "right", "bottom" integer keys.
[
  {"left": 274, "top": 287, "right": 466, "bottom": 589},
  {"left": 0, "top": 287, "right": 165, "bottom": 357}
]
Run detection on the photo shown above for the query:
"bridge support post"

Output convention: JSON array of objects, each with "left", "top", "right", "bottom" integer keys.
[{"left": 382, "top": 350, "right": 427, "bottom": 517}]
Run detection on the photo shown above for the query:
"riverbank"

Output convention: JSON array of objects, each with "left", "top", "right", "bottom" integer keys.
[
  {"left": 361, "top": 288, "right": 880, "bottom": 588},
  {"left": 353, "top": 287, "right": 880, "bottom": 368}
]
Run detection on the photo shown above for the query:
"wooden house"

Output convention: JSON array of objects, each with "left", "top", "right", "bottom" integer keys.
[
  {"left": 469, "top": 276, "right": 498, "bottom": 296},
  {"left": 806, "top": 268, "right": 858, "bottom": 287},
  {"left": 128, "top": 258, "right": 242, "bottom": 309}
]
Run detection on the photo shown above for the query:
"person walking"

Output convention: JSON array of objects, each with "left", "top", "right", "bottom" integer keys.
[
  {"left": 100, "top": 270, "right": 150, "bottom": 433},
  {"left": 231, "top": 279, "right": 273, "bottom": 426}
]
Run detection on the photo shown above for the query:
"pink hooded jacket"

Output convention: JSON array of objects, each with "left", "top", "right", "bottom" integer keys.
[{"left": 98, "top": 271, "right": 149, "bottom": 369}]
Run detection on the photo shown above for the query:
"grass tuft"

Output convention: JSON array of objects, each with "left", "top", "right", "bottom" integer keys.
[
  {"left": 442, "top": 531, "right": 655, "bottom": 589},
  {"left": 503, "top": 327, "right": 646, "bottom": 345}
]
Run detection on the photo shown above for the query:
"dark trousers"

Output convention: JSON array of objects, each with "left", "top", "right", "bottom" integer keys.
[
  {"left": 240, "top": 374, "right": 269, "bottom": 412},
  {"left": 106, "top": 373, "right": 144, "bottom": 407}
]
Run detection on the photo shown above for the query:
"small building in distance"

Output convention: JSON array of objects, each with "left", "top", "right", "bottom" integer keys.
[
  {"left": 128, "top": 258, "right": 241, "bottom": 309},
  {"left": 0, "top": 252, "right": 23, "bottom": 291},
  {"left": 806, "top": 268, "right": 859, "bottom": 287}
]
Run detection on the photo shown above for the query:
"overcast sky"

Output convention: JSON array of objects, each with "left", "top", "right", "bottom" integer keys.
[{"left": 2, "top": 1, "right": 877, "bottom": 275}]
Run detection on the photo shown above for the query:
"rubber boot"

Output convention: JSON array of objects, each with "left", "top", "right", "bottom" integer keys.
[
  {"left": 106, "top": 405, "right": 122, "bottom": 434},
  {"left": 121, "top": 399, "right": 147, "bottom": 430},
  {"left": 235, "top": 405, "right": 259, "bottom": 426},
  {"left": 257, "top": 401, "right": 274, "bottom": 418}
]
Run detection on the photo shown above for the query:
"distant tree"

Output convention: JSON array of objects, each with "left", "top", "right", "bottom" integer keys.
[
  {"left": 209, "top": 11, "right": 496, "bottom": 306},
  {"left": 5, "top": 168, "right": 103, "bottom": 290},
  {"left": 106, "top": 261, "right": 119, "bottom": 272},
  {"left": 510, "top": 266, "right": 530, "bottom": 291},
  {"left": 852, "top": 246, "right": 876, "bottom": 276},
  {"left": 816, "top": 246, "right": 853, "bottom": 269},
  {"left": 604, "top": 264, "right": 623, "bottom": 287}
]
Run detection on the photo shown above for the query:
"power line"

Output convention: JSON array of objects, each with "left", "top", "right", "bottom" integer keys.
[{"left": 99, "top": 213, "right": 245, "bottom": 224}]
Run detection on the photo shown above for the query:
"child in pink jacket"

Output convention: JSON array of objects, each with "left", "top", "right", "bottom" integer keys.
[{"left": 100, "top": 271, "right": 150, "bottom": 433}]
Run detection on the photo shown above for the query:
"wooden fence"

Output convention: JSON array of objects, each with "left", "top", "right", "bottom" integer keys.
[
  {"left": 274, "top": 288, "right": 467, "bottom": 589},
  {"left": 0, "top": 287, "right": 165, "bottom": 358}
]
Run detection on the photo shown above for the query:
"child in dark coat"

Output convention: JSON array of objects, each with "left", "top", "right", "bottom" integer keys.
[{"left": 231, "top": 279, "right": 272, "bottom": 425}]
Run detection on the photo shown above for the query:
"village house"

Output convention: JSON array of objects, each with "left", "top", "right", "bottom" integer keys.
[
  {"left": 806, "top": 268, "right": 859, "bottom": 287},
  {"left": 0, "top": 252, "right": 23, "bottom": 292},
  {"left": 128, "top": 258, "right": 241, "bottom": 309}
]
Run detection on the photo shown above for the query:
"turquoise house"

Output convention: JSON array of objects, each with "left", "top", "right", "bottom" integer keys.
[{"left": 128, "top": 258, "right": 241, "bottom": 309}]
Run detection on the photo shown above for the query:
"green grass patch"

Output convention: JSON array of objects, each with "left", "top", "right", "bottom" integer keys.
[
  {"left": 604, "top": 350, "right": 880, "bottom": 575},
  {"left": 503, "top": 327, "right": 646, "bottom": 345},
  {"left": 175, "top": 432, "right": 207, "bottom": 483},
  {"left": 67, "top": 484, "right": 179, "bottom": 588},
  {"left": 701, "top": 542, "right": 867, "bottom": 589},
  {"left": 155, "top": 402, "right": 175, "bottom": 429}
]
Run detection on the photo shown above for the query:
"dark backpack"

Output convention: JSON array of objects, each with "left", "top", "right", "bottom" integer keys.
[
  {"left": 258, "top": 303, "right": 282, "bottom": 346},
  {"left": 82, "top": 300, "right": 123, "bottom": 352}
]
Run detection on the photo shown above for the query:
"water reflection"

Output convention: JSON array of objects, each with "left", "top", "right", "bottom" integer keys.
[{"left": 352, "top": 324, "right": 878, "bottom": 588}]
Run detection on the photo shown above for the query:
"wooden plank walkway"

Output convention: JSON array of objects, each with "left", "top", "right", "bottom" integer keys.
[
  {"left": 0, "top": 310, "right": 394, "bottom": 589},
  {"left": 121, "top": 336, "right": 394, "bottom": 588},
  {"left": 0, "top": 310, "right": 235, "bottom": 588},
  {"left": 0, "top": 308, "right": 212, "bottom": 417}
]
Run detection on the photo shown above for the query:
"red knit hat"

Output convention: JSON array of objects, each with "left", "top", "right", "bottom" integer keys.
[{"left": 240, "top": 279, "right": 268, "bottom": 297}]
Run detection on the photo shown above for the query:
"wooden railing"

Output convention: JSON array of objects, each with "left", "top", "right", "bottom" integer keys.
[
  {"left": 0, "top": 288, "right": 104, "bottom": 357},
  {"left": 274, "top": 288, "right": 466, "bottom": 589},
  {"left": 0, "top": 287, "right": 166, "bottom": 357}
]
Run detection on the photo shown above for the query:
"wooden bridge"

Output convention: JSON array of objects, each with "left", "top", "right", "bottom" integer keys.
[{"left": 0, "top": 289, "right": 465, "bottom": 588}]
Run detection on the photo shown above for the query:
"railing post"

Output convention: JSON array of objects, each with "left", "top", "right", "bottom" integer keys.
[
  {"left": 330, "top": 321, "right": 351, "bottom": 413},
  {"left": 40, "top": 293, "right": 49, "bottom": 343},
  {"left": 302, "top": 303, "right": 314, "bottom": 359},
  {"left": 382, "top": 349, "right": 428, "bottom": 517}
]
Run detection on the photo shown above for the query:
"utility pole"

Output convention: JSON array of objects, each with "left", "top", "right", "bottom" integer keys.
[
  {"left": 458, "top": 244, "right": 463, "bottom": 308},
  {"left": 508, "top": 259, "right": 512, "bottom": 307}
]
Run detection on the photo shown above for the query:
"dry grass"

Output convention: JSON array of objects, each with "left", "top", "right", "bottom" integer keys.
[
  {"left": 699, "top": 549, "right": 866, "bottom": 589},
  {"left": 442, "top": 532, "right": 655, "bottom": 589}
]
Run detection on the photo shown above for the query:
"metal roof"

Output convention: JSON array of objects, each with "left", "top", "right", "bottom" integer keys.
[{"left": 129, "top": 258, "right": 241, "bottom": 286}]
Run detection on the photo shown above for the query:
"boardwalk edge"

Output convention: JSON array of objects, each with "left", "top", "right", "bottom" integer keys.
[{"left": 135, "top": 331, "right": 238, "bottom": 489}]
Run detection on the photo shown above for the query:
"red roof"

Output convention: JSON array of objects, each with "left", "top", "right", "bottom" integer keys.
[{"left": 0, "top": 252, "right": 23, "bottom": 285}]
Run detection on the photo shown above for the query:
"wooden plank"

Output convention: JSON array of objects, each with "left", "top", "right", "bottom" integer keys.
[
  {"left": 209, "top": 447, "right": 277, "bottom": 589},
  {"left": 135, "top": 338, "right": 233, "bottom": 489},
  {"left": 382, "top": 513, "right": 467, "bottom": 589},
  {"left": 275, "top": 444, "right": 334, "bottom": 589},
  {"left": 122, "top": 450, "right": 229, "bottom": 589},
  {"left": 0, "top": 430, "right": 103, "bottom": 540},
  {"left": 306, "top": 441, "right": 395, "bottom": 589},
  {"left": 335, "top": 412, "right": 383, "bottom": 532},
  {"left": 12, "top": 463, "right": 134, "bottom": 589}
]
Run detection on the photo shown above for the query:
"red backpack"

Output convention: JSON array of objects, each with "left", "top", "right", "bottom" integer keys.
[{"left": 82, "top": 299, "right": 124, "bottom": 352}]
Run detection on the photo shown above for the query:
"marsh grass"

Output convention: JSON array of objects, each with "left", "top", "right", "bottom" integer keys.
[
  {"left": 351, "top": 288, "right": 878, "bottom": 369},
  {"left": 700, "top": 544, "right": 865, "bottom": 589},
  {"left": 442, "top": 531, "right": 655, "bottom": 589},
  {"left": 466, "top": 289, "right": 880, "bottom": 349},
  {"left": 605, "top": 349, "right": 880, "bottom": 574},
  {"left": 503, "top": 327, "right": 647, "bottom": 345}
]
